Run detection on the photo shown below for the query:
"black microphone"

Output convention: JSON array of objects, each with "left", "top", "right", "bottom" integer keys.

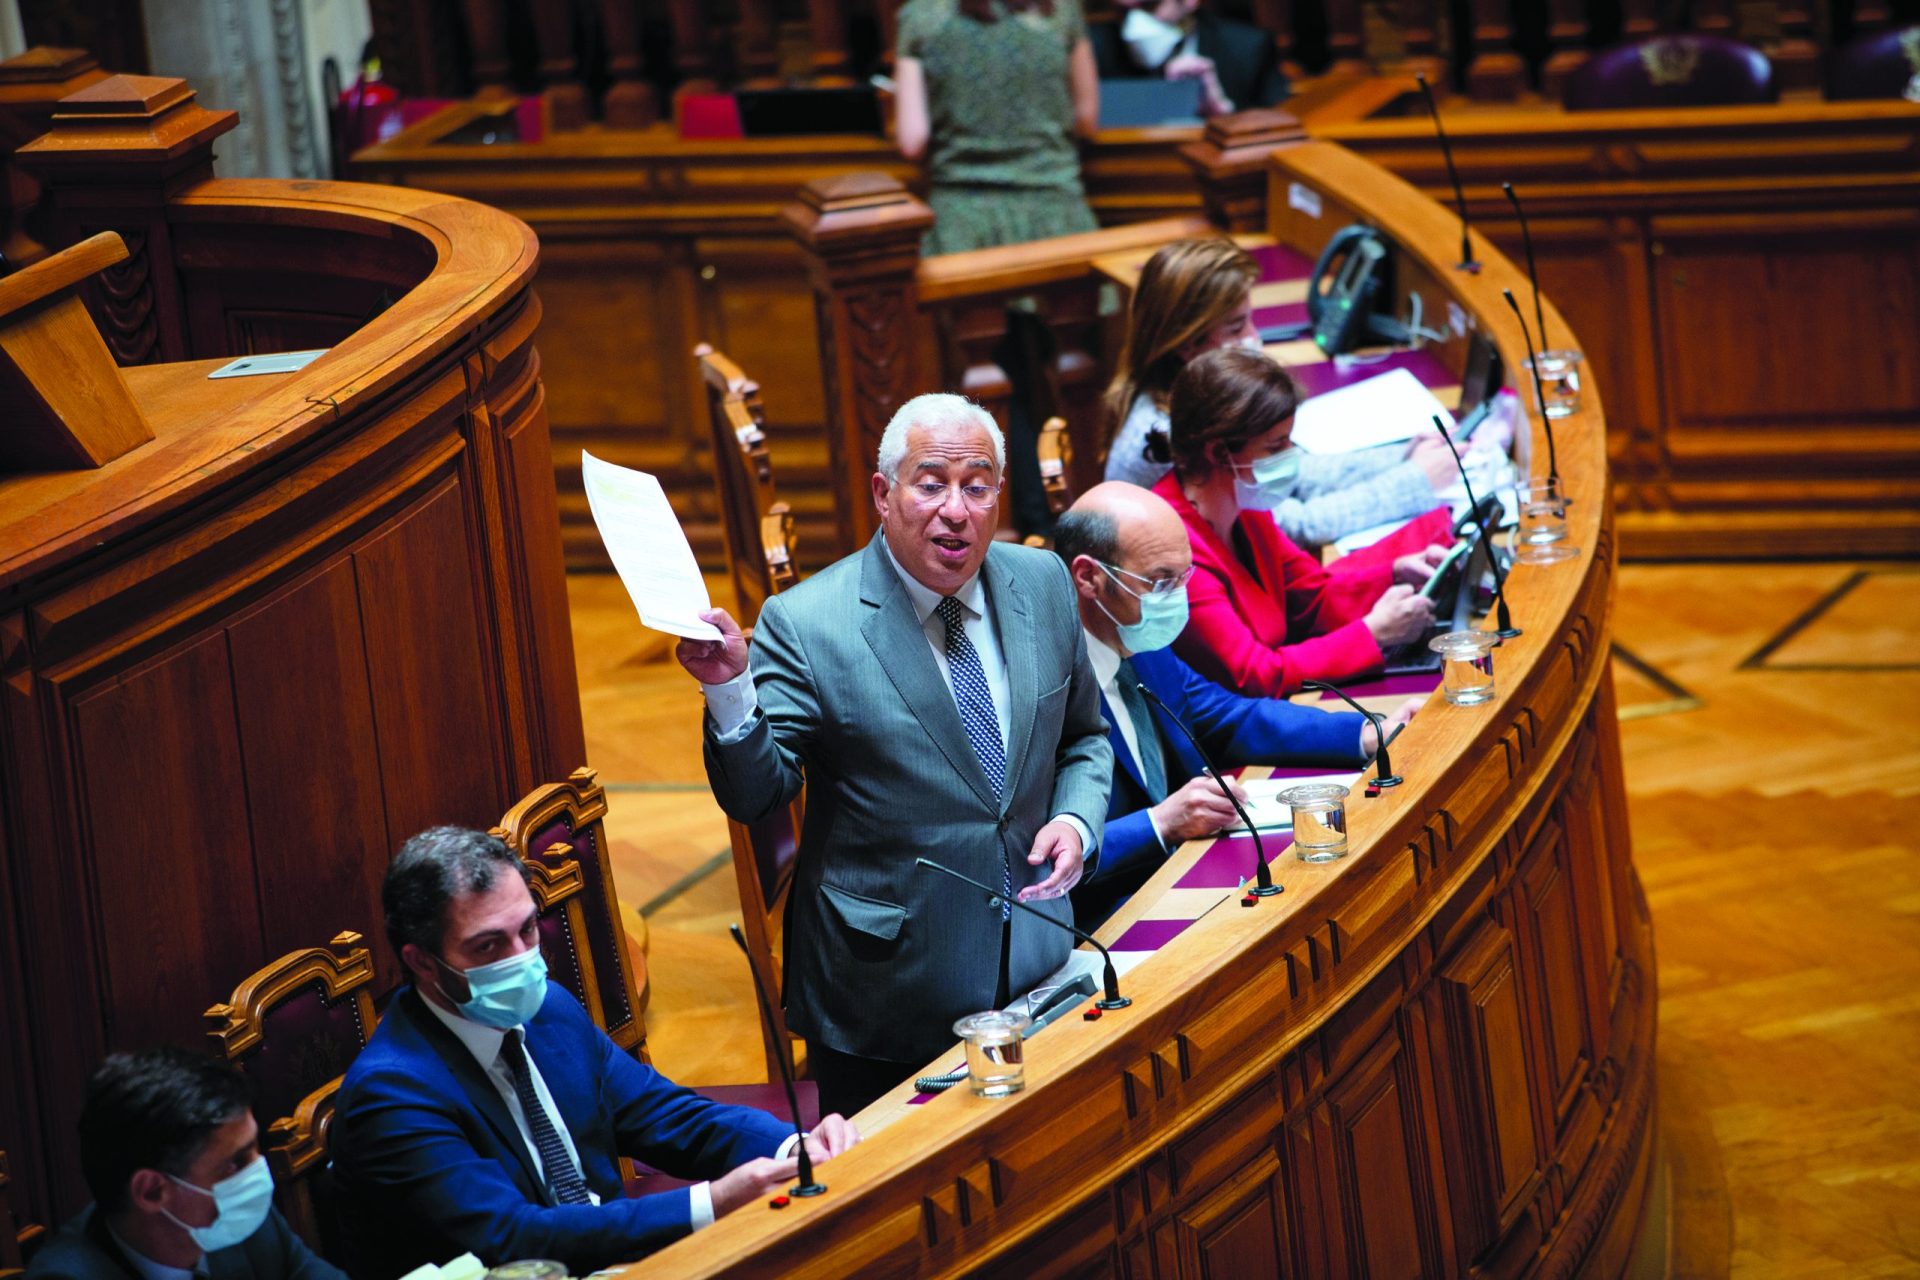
[
  {"left": 1132, "top": 681, "right": 1282, "bottom": 898},
  {"left": 727, "top": 924, "right": 826, "bottom": 1198},
  {"left": 1501, "top": 182, "right": 1549, "bottom": 352},
  {"left": 1299, "top": 680, "right": 1403, "bottom": 788},
  {"left": 1415, "top": 73, "right": 1479, "bottom": 274},
  {"left": 914, "top": 858, "right": 1132, "bottom": 1008},
  {"left": 1501, "top": 288, "right": 1560, "bottom": 489},
  {"left": 1432, "top": 413, "right": 1520, "bottom": 639}
]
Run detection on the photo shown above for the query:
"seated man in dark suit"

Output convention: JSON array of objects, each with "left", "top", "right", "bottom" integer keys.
[
  {"left": 1057, "top": 483, "right": 1417, "bottom": 929},
  {"left": 1089, "top": 0, "right": 1290, "bottom": 117},
  {"left": 332, "top": 827, "right": 858, "bottom": 1278},
  {"left": 27, "top": 1047, "right": 345, "bottom": 1280}
]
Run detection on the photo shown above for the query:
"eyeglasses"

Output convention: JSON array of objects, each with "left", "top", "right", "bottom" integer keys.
[
  {"left": 900, "top": 478, "right": 1002, "bottom": 511},
  {"left": 1099, "top": 561, "right": 1194, "bottom": 598}
]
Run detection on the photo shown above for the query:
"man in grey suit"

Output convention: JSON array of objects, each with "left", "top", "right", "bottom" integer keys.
[{"left": 677, "top": 393, "right": 1113, "bottom": 1118}]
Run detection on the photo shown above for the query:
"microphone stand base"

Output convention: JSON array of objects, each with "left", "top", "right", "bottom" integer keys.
[
  {"left": 1495, "top": 626, "right": 1523, "bottom": 640},
  {"left": 1456, "top": 259, "right": 1482, "bottom": 274},
  {"left": 790, "top": 1181, "right": 829, "bottom": 1198},
  {"left": 1372, "top": 774, "right": 1405, "bottom": 788},
  {"left": 1248, "top": 883, "right": 1284, "bottom": 898},
  {"left": 1096, "top": 995, "right": 1133, "bottom": 1010}
]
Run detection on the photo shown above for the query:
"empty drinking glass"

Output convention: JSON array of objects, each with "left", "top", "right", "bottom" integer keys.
[
  {"left": 1525, "top": 350, "right": 1584, "bottom": 418},
  {"left": 1281, "top": 782, "right": 1351, "bottom": 862},
  {"left": 1514, "top": 476, "right": 1579, "bottom": 565},
  {"left": 1430, "top": 630, "right": 1500, "bottom": 705},
  {"left": 953, "top": 1010, "right": 1031, "bottom": 1097}
]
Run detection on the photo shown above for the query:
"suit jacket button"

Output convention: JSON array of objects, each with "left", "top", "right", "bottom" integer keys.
[{"left": 997, "top": 814, "right": 1010, "bottom": 831}]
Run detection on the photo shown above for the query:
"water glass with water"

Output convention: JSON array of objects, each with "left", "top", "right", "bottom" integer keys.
[
  {"left": 1281, "top": 782, "right": 1351, "bottom": 862},
  {"left": 1526, "top": 350, "right": 1584, "bottom": 418},
  {"left": 1430, "top": 630, "right": 1500, "bottom": 705},
  {"left": 953, "top": 1010, "right": 1030, "bottom": 1098},
  {"left": 1514, "top": 476, "right": 1579, "bottom": 565}
]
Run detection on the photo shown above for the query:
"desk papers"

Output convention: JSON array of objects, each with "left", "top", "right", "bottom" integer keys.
[
  {"left": 1225, "top": 772, "right": 1363, "bottom": 834},
  {"left": 581, "top": 451, "right": 722, "bottom": 641},
  {"left": 1291, "top": 366, "right": 1454, "bottom": 454}
]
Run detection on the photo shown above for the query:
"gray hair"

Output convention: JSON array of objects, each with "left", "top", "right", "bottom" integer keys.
[{"left": 875, "top": 393, "right": 1006, "bottom": 482}]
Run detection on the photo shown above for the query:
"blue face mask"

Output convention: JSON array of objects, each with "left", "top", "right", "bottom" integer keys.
[
  {"left": 1230, "top": 448, "right": 1301, "bottom": 512},
  {"left": 1096, "top": 564, "right": 1191, "bottom": 654},
  {"left": 163, "top": 1155, "right": 274, "bottom": 1254},
  {"left": 438, "top": 946, "right": 549, "bottom": 1030}
]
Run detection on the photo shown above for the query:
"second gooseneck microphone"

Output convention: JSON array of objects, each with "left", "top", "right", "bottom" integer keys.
[
  {"left": 1433, "top": 414, "right": 1521, "bottom": 639},
  {"left": 1133, "top": 681, "right": 1282, "bottom": 898},
  {"left": 1502, "top": 182, "right": 1549, "bottom": 352},
  {"left": 728, "top": 924, "right": 826, "bottom": 1197},
  {"left": 1415, "top": 73, "right": 1478, "bottom": 274},
  {"left": 1502, "top": 288, "right": 1561, "bottom": 489},
  {"left": 914, "top": 857, "right": 1133, "bottom": 1009},
  {"left": 1300, "top": 681, "right": 1403, "bottom": 788}
]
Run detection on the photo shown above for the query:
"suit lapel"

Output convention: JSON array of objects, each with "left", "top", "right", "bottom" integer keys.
[
  {"left": 859, "top": 536, "right": 998, "bottom": 809},
  {"left": 989, "top": 549, "right": 1038, "bottom": 812},
  {"left": 398, "top": 991, "right": 546, "bottom": 1198},
  {"left": 1098, "top": 687, "right": 1147, "bottom": 795}
]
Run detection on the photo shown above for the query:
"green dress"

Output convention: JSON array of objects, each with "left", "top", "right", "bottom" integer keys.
[{"left": 896, "top": 0, "right": 1100, "bottom": 255}]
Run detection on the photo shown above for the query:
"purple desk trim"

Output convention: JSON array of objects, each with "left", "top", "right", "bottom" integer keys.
[
  {"left": 1253, "top": 300, "right": 1309, "bottom": 331},
  {"left": 1112, "top": 917, "right": 1196, "bottom": 953},
  {"left": 1321, "top": 671, "right": 1444, "bottom": 701},
  {"left": 1176, "top": 833, "right": 1293, "bottom": 888},
  {"left": 1290, "top": 349, "right": 1456, "bottom": 399},
  {"left": 1250, "top": 243, "right": 1315, "bottom": 281},
  {"left": 909, "top": 1057, "right": 968, "bottom": 1105}
]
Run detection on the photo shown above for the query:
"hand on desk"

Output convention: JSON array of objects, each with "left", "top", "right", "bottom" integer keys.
[
  {"left": 1151, "top": 774, "right": 1248, "bottom": 846},
  {"left": 1365, "top": 584, "right": 1435, "bottom": 647},
  {"left": 1021, "top": 821, "right": 1085, "bottom": 902},
  {"left": 1362, "top": 697, "right": 1424, "bottom": 757},
  {"left": 1408, "top": 433, "right": 1458, "bottom": 491},
  {"left": 708, "top": 1113, "right": 861, "bottom": 1218},
  {"left": 676, "top": 608, "right": 749, "bottom": 684}
]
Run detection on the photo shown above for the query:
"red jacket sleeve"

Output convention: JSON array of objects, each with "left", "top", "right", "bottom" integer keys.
[{"left": 1176, "top": 563, "right": 1385, "bottom": 698}]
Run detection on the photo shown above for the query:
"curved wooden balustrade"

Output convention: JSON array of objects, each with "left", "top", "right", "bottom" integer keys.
[
  {"left": 626, "top": 141, "right": 1653, "bottom": 1279},
  {"left": 0, "top": 143, "right": 587, "bottom": 1223}
]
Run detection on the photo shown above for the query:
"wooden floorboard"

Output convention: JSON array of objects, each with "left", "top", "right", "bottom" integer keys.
[{"left": 567, "top": 560, "right": 1920, "bottom": 1277}]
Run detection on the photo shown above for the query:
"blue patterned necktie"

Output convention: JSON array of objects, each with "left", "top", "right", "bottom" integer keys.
[
  {"left": 498, "top": 1030, "right": 594, "bottom": 1205},
  {"left": 936, "top": 596, "right": 1011, "bottom": 919}
]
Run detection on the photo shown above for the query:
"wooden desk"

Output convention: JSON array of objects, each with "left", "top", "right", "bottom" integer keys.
[
  {"left": 0, "top": 107, "right": 586, "bottom": 1222},
  {"left": 622, "top": 142, "right": 1654, "bottom": 1280}
]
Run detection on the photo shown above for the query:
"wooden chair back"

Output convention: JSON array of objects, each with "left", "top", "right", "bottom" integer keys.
[
  {"left": 493, "top": 767, "right": 650, "bottom": 1060},
  {"left": 0, "top": 1146, "right": 37, "bottom": 1280},
  {"left": 696, "top": 342, "right": 784, "bottom": 625},
  {"left": 1035, "top": 415, "right": 1073, "bottom": 516},
  {"left": 203, "top": 932, "right": 378, "bottom": 1256}
]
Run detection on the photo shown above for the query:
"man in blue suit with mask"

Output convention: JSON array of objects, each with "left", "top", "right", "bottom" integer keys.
[
  {"left": 1056, "top": 484, "right": 1419, "bottom": 930},
  {"left": 332, "top": 828, "right": 859, "bottom": 1278}
]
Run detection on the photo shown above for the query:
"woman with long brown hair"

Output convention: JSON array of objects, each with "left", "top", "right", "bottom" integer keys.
[
  {"left": 1106, "top": 237, "right": 1458, "bottom": 550},
  {"left": 1153, "top": 347, "right": 1453, "bottom": 696}
]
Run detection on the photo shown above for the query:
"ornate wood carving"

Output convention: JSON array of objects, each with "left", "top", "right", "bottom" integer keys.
[{"left": 1178, "top": 109, "right": 1307, "bottom": 234}]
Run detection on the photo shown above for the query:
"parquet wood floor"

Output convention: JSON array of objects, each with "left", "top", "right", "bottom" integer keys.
[{"left": 566, "top": 561, "right": 1920, "bottom": 1277}]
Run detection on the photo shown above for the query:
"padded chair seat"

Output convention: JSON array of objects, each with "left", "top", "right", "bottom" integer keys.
[
  {"left": 1827, "top": 26, "right": 1920, "bottom": 100},
  {"left": 1564, "top": 34, "right": 1777, "bottom": 110}
]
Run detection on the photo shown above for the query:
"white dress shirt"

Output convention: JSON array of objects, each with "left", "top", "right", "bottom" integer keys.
[
  {"left": 703, "top": 542, "right": 1095, "bottom": 857},
  {"left": 1082, "top": 630, "right": 1168, "bottom": 853}
]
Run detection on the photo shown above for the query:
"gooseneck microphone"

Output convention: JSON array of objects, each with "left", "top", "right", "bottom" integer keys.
[
  {"left": 1433, "top": 414, "right": 1521, "bottom": 639},
  {"left": 1299, "top": 681, "right": 1403, "bottom": 788},
  {"left": 914, "top": 858, "right": 1133, "bottom": 1009},
  {"left": 1415, "top": 73, "right": 1479, "bottom": 274},
  {"left": 1132, "top": 681, "right": 1282, "bottom": 898},
  {"left": 727, "top": 924, "right": 826, "bottom": 1197},
  {"left": 1502, "top": 183, "right": 1549, "bottom": 352},
  {"left": 1502, "top": 288, "right": 1560, "bottom": 488}
]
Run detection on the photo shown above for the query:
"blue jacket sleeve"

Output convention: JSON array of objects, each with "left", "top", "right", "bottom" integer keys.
[
  {"left": 1085, "top": 807, "right": 1163, "bottom": 892},
  {"left": 600, "top": 1016, "right": 792, "bottom": 1173},
  {"left": 1137, "top": 648, "right": 1368, "bottom": 771}
]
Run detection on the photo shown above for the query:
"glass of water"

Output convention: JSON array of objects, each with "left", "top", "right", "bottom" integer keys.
[
  {"left": 1281, "top": 782, "right": 1351, "bottom": 862},
  {"left": 1514, "top": 475, "right": 1579, "bottom": 565},
  {"left": 1525, "top": 350, "right": 1585, "bottom": 418},
  {"left": 953, "top": 1010, "right": 1031, "bottom": 1098},
  {"left": 1430, "top": 630, "right": 1500, "bottom": 705}
]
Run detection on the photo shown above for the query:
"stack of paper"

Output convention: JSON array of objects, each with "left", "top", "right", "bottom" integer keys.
[
  {"left": 1291, "top": 367, "right": 1453, "bottom": 454},
  {"left": 581, "top": 451, "right": 722, "bottom": 640},
  {"left": 1223, "top": 773, "right": 1362, "bottom": 833}
]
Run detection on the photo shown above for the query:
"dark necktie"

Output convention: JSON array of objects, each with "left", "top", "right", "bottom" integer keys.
[
  {"left": 936, "top": 596, "right": 1011, "bottom": 919},
  {"left": 498, "top": 1030, "right": 593, "bottom": 1205},
  {"left": 1114, "top": 659, "right": 1169, "bottom": 805}
]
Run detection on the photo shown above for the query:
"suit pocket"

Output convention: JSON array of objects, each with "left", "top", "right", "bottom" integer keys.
[{"left": 818, "top": 883, "right": 909, "bottom": 943}]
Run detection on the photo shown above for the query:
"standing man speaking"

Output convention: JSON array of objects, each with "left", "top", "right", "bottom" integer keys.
[{"left": 678, "top": 394, "right": 1112, "bottom": 1118}]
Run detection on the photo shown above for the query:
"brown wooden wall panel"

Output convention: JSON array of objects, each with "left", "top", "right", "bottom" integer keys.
[
  {"left": 353, "top": 474, "right": 509, "bottom": 837},
  {"left": 1171, "top": 1155, "right": 1290, "bottom": 1280},
  {"left": 1325, "top": 1028, "right": 1431, "bottom": 1280},
  {"left": 1514, "top": 823, "right": 1596, "bottom": 1135},
  {"left": 225, "top": 559, "right": 396, "bottom": 990},
  {"left": 69, "top": 630, "right": 267, "bottom": 1050}
]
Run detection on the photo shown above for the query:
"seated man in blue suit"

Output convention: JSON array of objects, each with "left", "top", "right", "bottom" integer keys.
[
  {"left": 29, "top": 1048, "right": 345, "bottom": 1280},
  {"left": 333, "top": 827, "right": 859, "bottom": 1278},
  {"left": 1057, "top": 484, "right": 1419, "bottom": 930}
]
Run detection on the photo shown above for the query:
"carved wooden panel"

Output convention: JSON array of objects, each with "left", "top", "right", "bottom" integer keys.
[
  {"left": 1514, "top": 821, "right": 1595, "bottom": 1135},
  {"left": 1166, "top": 1153, "right": 1291, "bottom": 1280}
]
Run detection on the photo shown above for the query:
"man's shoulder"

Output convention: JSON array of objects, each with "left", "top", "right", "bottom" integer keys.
[
  {"left": 763, "top": 546, "right": 867, "bottom": 618},
  {"left": 23, "top": 1209, "right": 114, "bottom": 1280}
]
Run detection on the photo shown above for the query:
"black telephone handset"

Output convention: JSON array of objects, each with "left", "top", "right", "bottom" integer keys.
[{"left": 1307, "top": 225, "right": 1411, "bottom": 356}]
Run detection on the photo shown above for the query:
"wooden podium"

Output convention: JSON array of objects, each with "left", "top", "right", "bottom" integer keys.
[{"left": 0, "top": 230, "right": 152, "bottom": 469}]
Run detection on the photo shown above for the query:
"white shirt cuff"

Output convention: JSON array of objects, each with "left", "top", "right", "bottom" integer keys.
[
  {"left": 689, "top": 1180, "right": 714, "bottom": 1230},
  {"left": 776, "top": 1132, "right": 804, "bottom": 1159},
  {"left": 702, "top": 670, "right": 758, "bottom": 741},
  {"left": 1145, "top": 806, "right": 1168, "bottom": 855}
]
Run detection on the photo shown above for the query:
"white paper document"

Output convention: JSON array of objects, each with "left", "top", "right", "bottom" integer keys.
[
  {"left": 581, "top": 451, "right": 722, "bottom": 641},
  {"left": 1225, "top": 773, "right": 1363, "bottom": 834},
  {"left": 1291, "top": 367, "right": 1455, "bottom": 454}
]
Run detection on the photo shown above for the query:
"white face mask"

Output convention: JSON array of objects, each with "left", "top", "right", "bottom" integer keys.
[
  {"left": 1122, "top": 8, "right": 1185, "bottom": 70},
  {"left": 1233, "top": 332, "right": 1265, "bottom": 352}
]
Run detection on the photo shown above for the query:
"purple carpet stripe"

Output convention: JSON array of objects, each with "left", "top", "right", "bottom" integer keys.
[
  {"left": 1111, "top": 917, "right": 1195, "bottom": 953},
  {"left": 1252, "top": 300, "right": 1309, "bottom": 330},
  {"left": 1247, "top": 243, "right": 1315, "bottom": 281}
]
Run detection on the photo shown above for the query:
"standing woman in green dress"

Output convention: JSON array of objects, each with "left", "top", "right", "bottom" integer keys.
[{"left": 893, "top": 0, "right": 1101, "bottom": 255}]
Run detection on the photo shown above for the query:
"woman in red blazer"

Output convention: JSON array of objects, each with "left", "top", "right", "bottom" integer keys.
[{"left": 1151, "top": 347, "right": 1454, "bottom": 696}]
